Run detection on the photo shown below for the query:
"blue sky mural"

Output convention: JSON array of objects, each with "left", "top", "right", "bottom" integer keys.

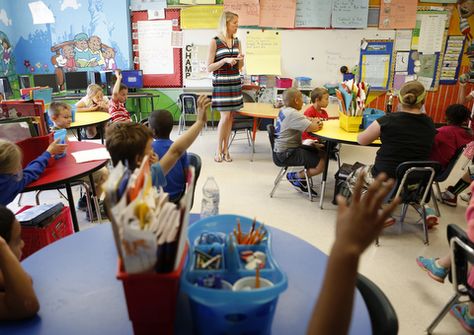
[{"left": 0, "top": 0, "right": 130, "bottom": 82}]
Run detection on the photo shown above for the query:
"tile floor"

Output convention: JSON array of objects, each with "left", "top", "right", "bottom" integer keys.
[{"left": 9, "top": 126, "right": 471, "bottom": 335}]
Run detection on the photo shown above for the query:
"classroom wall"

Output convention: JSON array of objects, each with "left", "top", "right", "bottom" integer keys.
[
  {"left": 0, "top": 1, "right": 17, "bottom": 81},
  {"left": 9, "top": 0, "right": 131, "bottom": 86}
]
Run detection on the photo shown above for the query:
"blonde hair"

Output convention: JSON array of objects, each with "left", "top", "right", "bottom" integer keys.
[
  {"left": 0, "top": 139, "right": 22, "bottom": 174},
  {"left": 218, "top": 11, "right": 238, "bottom": 39},
  {"left": 399, "top": 80, "right": 426, "bottom": 109},
  {"left": 48, "top": 101, "right": 71, "bottom": 118},
  {"left": 310, "top": 87, "right": 329, "bottom": 103},
  {"left": 86, "top": 84, "right": 103, "bottom": 98}
]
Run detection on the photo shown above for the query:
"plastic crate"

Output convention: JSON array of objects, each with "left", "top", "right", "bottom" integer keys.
[
  {"left": 20, "top": 87, "right": 53, "bottom": 104},
  {"left": 295, "top": 76, "right": 312, "bottom": 87},
  {"left": 181, "top": 215, "right": 288, "bottom": 335},
  {"left": 16, "top": 205, "right": 73, "bottom": 259},
  {"left": 339, "top": 112, "right": 363, "bottom": 132},
  {"left": 116, "top": 249, "right": 187, "bottom": 335},
  {"left": 275, "top": 77, "right": 292, "bottom": 88},
  {"left": 362, "top": 108, "right": 385, "bottom": 129}
]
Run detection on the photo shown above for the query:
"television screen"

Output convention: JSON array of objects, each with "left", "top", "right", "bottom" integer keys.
[
  {"left": 99, "top": 71, "right": 114, "bottom": 95},
  {"left": 122, "top": 70, "right": 143, "bottom": 90},
  {"left": 0, "top": 77, "right": 13, "bottom": 99},
  {"left": 33, "top": 74, "right": 59, "bottom": 93},
  {"left": 65, "top": 71, "right": 89, "bottom": 92},
  {"left": 19, "top": 75, "right": 31, "bottom": 89}
]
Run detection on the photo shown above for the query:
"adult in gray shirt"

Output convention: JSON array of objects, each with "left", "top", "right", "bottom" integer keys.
[{"left": 274, "top": 88, "right": 326, "bottom": 194}]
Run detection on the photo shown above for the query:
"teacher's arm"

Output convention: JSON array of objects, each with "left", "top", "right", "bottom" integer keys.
[
  {"left": 307, "top": 173, "right": 398, "bottom": 335},
  {"left": 206, "top": 38, "right": 238, "bottom": 72},
  {"left": 357, "top": 120, "right": 381, "bottom": 145}
]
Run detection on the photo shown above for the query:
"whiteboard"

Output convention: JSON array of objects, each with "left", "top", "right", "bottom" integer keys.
[{"left": 183, "top": 28, "right": 396, "bottom": 88}]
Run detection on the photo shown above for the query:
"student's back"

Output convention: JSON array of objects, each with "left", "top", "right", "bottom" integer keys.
[{"left": 373, "top": 112, "right": 436, "bottom": 178}]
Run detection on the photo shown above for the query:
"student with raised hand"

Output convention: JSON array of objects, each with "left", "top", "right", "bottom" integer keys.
[
  {"left": 0, "top": 139, "right": 67, "bottom": 206},
  {"left": 0, "top": 206, "right": 39, "bottom": 320},
  {"left": 106, "top": 96, "right": 211, "bottom": 189},
  {"left": 307, "top": 172, "right": 399, "bottom": 335},
  {"left": 108, "top": 69, "right": 131, "bottom": 123}
]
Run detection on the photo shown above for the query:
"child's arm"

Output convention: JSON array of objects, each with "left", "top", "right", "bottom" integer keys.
[
  {"left": 0, "top": 237, "right": 39, "bottom": 320},
  {"left": 112, "top": 70, "right": 122, "bottom": 99},
  {"left": 158, "top": 96, "right": 211, "bottom": 175},
  {"left": 76, "top": 100, "right": 98, "bottom": 113},
  {"left": 307, "top": 172, "right": 398, "bottom": 335}
]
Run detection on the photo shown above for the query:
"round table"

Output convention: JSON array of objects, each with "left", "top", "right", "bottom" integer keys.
[
  {"left": 0, "top": 219, "right": 372, "bottom": 335},
  {"left": 70, "top": 112, "right": 111, "bottom": 142},
  {"left": 24, "top": 141, "right": 109, "bottom": 232}
]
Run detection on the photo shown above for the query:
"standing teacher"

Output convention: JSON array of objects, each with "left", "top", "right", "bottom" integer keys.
[{"left": 207, "top": 11, "right": 244, "bottom": 163}]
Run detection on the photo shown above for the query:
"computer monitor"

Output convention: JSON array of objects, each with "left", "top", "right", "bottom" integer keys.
[
  {"left": 99, "top": 71, "right": 114, "bottom": 95},
  {"left": 65, "top": 71, "right": 89, "bottom": 93},
  {"left": 122, "top": 70, "right": 143, "bottom": 92},
  {"left": 0, "top": 77, "right": 12, "bottom": 99},
  {"left": 19, "top": 75, "right": 31, "bottom": 89},
  {"left": 33, "top": 74, "right": 59, "bottom": 93}
]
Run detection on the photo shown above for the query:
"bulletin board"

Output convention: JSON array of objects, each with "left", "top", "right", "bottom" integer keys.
[
  {"left": 358, "top": 39, "right": 395, "bottom": 90},
  {"left": 131, "top": 9, "right": 183, "bottom": 88}
]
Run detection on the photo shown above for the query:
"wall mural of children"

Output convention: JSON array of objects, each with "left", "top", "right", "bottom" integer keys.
[
  {"left": 2, "top": 39, "right": 11, "bottom": 75},
  {"left": 88, "top": 35, "right": 105, "bottom": 69},
  {"left": 103, "top": 46, "right": 116, "bottom": 70},
  {"left": 63, "top": 44, "right": 77, "bottom": 72},
  {"left": 73, "top": 32, "right": 97, "bottom": 70}
]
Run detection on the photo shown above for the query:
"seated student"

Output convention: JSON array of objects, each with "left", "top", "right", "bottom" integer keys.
[
  {"left": 302, "top": 87, "right": 329, "bottom": 143},
  {"left": 441, "top": 168, "right": 474, "bottom": 206},
  {"left": 0, "top": 139, "right": 67, "bottom": 206},
  {"left": 108, "top": 69, "right": 131, "bottom": 123},
  {"left": 0, "top": 205, "right": 39, "bottom": 320},
  {"left": 149, "top": 109, "right": 189, "bottom": 202},
  {"left": 106, "top": 95, "right": 211, "bottom": 189},
  {"left": 345, "top": 80, "right": 437, "bottom": 225},
  {"left": 429, "top": 104, "right": 473, "bottom": 206},
  {"left": 274, "top": 88, "right": 325, "bottom": 195},
  {"left": 75, "top": 83, "right": 109, "bottom": 139},
  {"left": 417, "top": 181, "right": 474, "bottom": 333},
  {"left": 307, "top": 172, "right": 399, "bottom": 335},
  {"left": 48, "top": 101, "right": 72, "bottom": 131}
]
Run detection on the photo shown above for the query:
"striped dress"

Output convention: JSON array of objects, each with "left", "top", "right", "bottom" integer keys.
[{"left": 212, "top": 36, "right": 243, "bottom": 112}]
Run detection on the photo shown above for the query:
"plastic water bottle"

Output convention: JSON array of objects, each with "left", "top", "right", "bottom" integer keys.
[{"left": 201, "top": 177, "right": 219, "bottom": 218}]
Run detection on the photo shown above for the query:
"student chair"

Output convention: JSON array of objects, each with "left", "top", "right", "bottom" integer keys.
[
  {"left": 432, "top": 145, "right": 466, "bottom": 216},
  {"left": 178, "top": 93, "right": 206, "bottom": 135},
  {"left": 356, "top": 273, "right": 399, "bottom": 335},
  {"left": 376, "top": 161, "right": 441, "bottom": 246},
  {"left": 228, "top": 92, "right": 255, "bottom": 153},
  {"left": 267, "top": 124, "right": 314, "bottom": 202},
  {"left": 426, "top": 224, "right": 474, "bottom": 334},
  {"left": 187, "top": 152, "right": 201, "bottom": 211}
]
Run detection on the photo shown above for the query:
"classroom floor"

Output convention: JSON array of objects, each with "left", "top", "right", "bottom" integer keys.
[{"left": 9, "top": 126, "right": 471, "bottom": 335}]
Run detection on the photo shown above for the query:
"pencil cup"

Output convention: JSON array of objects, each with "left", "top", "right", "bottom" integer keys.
[
  {"left": 182, "top": 214, "right": 288, "bottom": 335},
  {"left": 339, "top": 112, "right": 363, "bottom": 132}
]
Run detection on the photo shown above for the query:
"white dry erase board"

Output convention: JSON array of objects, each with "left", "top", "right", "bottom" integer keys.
[{"left": 183, "top": 28, "right": 395, "bottom": 88}]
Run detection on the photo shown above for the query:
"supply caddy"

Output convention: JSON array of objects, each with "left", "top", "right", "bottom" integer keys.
[{"left": 181, "top": 214, "right": 288, "bottom": 335}]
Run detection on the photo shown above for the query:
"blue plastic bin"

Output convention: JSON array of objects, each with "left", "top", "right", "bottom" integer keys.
[
  {"left": 32, "top": 87, "right": 53, "bottom": 104},
  {"left": 362, "top": 108, "right": 385, "bottom": 129},
  {"left": 181, "top": 215, "right": 288, "bottom": 335}
]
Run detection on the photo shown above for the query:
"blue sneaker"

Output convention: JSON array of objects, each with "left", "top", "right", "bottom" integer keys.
[
  {"left": 451, "top": 303, "right": 474, "bottom": 333},
  {"left": 286, "top": 172, "right": 317, "bottom": 196},
  {"left": 416, "top": 256, "right": 449, "bottom": 283}
]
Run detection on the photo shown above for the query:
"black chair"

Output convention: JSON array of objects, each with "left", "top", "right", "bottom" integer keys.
[
  {"left": 426, "top": 224, "right": 474, "bottom": 334},
  {"left": 267, "top": 124, "right": 314, "bottom": 201},
  {"left": 178, "top": 93, "right": 204, "bottom": 134},
  {"left": 229, "top": 91, "right": 255, "bottom": 156},
  {"left": 432, "top": 145, "right": 466, "bottom": 216},
  {"left": 376, "top": 161, "right": 441, "bottom": 245},
  {"left": 356, "top": 273, "right": 399, "bottom": 335},
  {"left": 187, "top": 152, "right": 201, "bottom": 211}
]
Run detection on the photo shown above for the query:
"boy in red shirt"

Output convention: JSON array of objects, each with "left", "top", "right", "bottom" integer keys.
[
  {"left": 302, "top": 87, "right": 329, "bottom": 144},
  {"left": 108, "top": 69, "right": 131, "bottom": 122}
]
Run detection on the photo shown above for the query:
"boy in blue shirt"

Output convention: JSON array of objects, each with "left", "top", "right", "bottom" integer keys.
[
  {"left": 105, "top": 95, "right": 211, "bottom": 190},
  {"left": 149, "top": 109, "right": 189, "bottom": 202}
]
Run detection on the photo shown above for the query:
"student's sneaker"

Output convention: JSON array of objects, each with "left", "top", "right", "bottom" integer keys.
[
  {"left": 286, "top": 172, "right": 317, "bottom": 197},
  {"left": 450, "top": 303, "right": 474, "bottom": 334},
  {"left": 461, "top": 192, "right": 472, "bottom": 203},
  {"left": 416, "top": 256, "right": 449, "bottom": 283},
  {"left": 440, "top": 187, "right": 457, "bottom": 207},
  {"left": 424, "top": 206, "right": 439, "bottom": 228},
  {"left": 77, "top": 194, "right": 88, "bottom": 211}
]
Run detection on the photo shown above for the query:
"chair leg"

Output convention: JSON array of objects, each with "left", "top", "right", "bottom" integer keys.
[
  {"left": 399, "top": 203, "right": 409, "bottom": 223},
  {"left": 270, "top": 167, "right": 287, "bottom": 198},
  {"left": 303, "top": 169, "right": 312, "bottom": 202},
  {"left": 431, "top": 186, "right": 441, "bottom": 217},
  {"left": 422, "top": 205, "right": 429, "bottom": 245},
  {"left": 426, "top": 293, "right": 460, "bottom": 335},
  {"left": 228, "top": 131, "right": 237, "bottom": 149}
]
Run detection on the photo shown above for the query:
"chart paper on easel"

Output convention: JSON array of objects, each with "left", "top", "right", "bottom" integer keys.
[{"left": 137, "top": 20, "right": 173, "bottom": 74}]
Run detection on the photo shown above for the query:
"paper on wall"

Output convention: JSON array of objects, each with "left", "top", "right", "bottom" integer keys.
[
  {"left": 395, "top": 30, "right": 412, "bottom": 51},
  {"left": 137, "top": 20, "right": 173, "bottom": 74},
  {"left": 418, "top": 14, "right": 447, "bottom": 54},
  {"left": 245, "top": 30, "right": 281, "bottom": 75},
  {"left": 224, "top": 0, "right": 259, "bottom": 26}
]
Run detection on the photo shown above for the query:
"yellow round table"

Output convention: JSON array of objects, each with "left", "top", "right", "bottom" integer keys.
[
  {"left": 70, "top": 112, "right": 111, "bottom": 143},
  {"left": 312, "top": 119, "right": 381, "bottom": 209}
]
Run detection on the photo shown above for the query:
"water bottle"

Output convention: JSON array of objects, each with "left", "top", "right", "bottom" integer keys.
[{"left": 201, "top": 177, "right": 219, "bottom": 218}]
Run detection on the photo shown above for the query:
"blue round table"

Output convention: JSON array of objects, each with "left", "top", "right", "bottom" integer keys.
[{"left": 0, "top": 219, "right": 371, "bottom": 334}]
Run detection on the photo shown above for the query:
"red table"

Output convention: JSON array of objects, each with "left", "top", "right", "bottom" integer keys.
[{"left": 24, "top": 141, "right": 109, "bottom": 232}]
